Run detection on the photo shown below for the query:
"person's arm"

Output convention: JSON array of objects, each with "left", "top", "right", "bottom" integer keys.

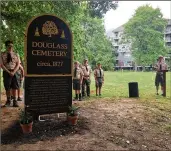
[
  {"left": 94, "top": 69, "right": 97, "bottom": 82},
  {"left": 80, "top": 70, "right": 84, "bottom": 85},
  {"left": 165, "top": 63, "right": 168, "bottom": 70},
  {"left": 20, "top": 64, "right": 24, "bottom": 79},
  {"left": 154, "top": 63, "right": 159, "bottom": 71},
  {"left": 19, "top": 63, "right": 23, "bottom": 70},
  {"left": 12, "top": 54, "right": 20, "bottom": 75},
  {"left": 89, "top": 67, "right": 92, "bottom": 78},
  {"left": 82, "top": 67, "right": 86, "bottom": 79},
  {"left": 1, "top": 64, "right": 11, "bottom": 74},
  {"left": 0, "top": 53, "right": 11, "bottom": 74}
]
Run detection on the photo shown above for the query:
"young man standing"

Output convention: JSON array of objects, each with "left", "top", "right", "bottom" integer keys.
[
  {"left": 0, "top": 40, "right": 20, "bottom": 107},
  {"left": 73, "top": 61, "right": 84, "bottom": 101},
  {"left": 82, "top": 59, "right": 92, "bottom": 98},
  {"left": 154, "top": 55, "right": 168, "bottom": 96},
  {"left": 94, "top": 63, "right": 104, "bottom": 96}
]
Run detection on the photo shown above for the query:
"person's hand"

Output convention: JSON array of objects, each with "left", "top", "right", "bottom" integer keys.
[
  {"left": 9, "top": 71, "right": 14, "bottom": 76},
  {"left": 157, "top": 68, "right": 161, "bottom": 72},
  {"left": 21, "top": 77, "right": 24, "bottom": 81}
]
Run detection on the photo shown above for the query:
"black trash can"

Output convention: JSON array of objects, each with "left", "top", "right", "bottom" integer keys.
[{"left": 128, "top": 82, "right": 139, "bottom": 97}]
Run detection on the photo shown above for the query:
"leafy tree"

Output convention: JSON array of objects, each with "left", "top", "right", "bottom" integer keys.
[
  {"left": 124, "top": 5, "right": 168, "bottom": 65},
  {"left": 74, "top": 8, "right": 114, "bottom": 70},
  {"left": 1, "top": 1, "right": 117, "bottom": 70},
  {"left": 1, "top": 1, "right": 81, "bottom": 57},
  {"left": 88, "top": 0, "right": 118, "bottom": 18}
]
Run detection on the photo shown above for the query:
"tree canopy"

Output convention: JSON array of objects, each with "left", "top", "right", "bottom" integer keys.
[
  {"left": 1, "top": 1, "right": 118, "bottom": 70},
  {"left": 124, "top": 4, "right": 168, "bottom": 65}
]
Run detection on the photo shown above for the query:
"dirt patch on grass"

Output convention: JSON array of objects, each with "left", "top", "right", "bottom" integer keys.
[{"left": 1, "top": 93, "right": 171, "bottom": 150}]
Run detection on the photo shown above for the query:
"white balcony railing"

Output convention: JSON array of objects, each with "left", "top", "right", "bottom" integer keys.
[
  {"left": 165, "top": 38, "right": 171, "bottom": 42},
  {"left": 113, "top": 36, "right": 119, "bottom": 39},
  {"left": 165, "top": 30, "right": 171, "bottom": 34},
  {"left": 114, "top": 43, "right": 119, "bottom": 46},
  {"left": 117, "top": 49, "right": 131, "bottom": 52}
]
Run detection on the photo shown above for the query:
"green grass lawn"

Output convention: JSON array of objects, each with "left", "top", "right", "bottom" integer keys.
[
  {"left": 87, "top": 71, "right": 171, "bottom": 101},
  {"left": 1, "top": 71, "right": 171, "bottom": 101},
  {"left": 1, "top": 70, "right": 171, "bottom": 130}
]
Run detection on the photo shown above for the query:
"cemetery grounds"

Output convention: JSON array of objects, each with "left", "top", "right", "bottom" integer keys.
[{"left": 1, "top": 71, "right": 171, "bottom": 150}]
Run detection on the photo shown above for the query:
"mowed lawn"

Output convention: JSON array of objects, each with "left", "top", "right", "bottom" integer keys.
[
  {"left": 1, "top": 71, "right": 171, "bottom": 101},
  {"left": 88, "top": 71, "right": 171, "bottom": 100}
]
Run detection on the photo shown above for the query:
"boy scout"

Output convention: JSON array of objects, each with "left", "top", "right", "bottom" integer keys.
[
  {"left": 0, "top": 40, "right": 20, "bottom": 107},
  {"left": 10, "top": 56, "right": 24, "bottom": 101},
  {"left": 73, "top": 61, "right": 84, "bottom": 101},
  {"left": 16, "top": 58, "right": 24, "bottom": 101},
  {"left": 94, "top": 63, "right": 104, "bottom": 96},
  {"left": 154, "top": 55, "right": 168, "bottom": 96},
  {"left": 82, "top": 59, "right": 92, "bottom": 98}
]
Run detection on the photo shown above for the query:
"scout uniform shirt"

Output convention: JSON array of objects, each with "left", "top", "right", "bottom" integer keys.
[
  {"left": 94, "top": 68, "right": 104, "bottom": 78},
  {"left": 82, "top": 65, "right": 92, "bottom": 78},
  {"left": 1, "top": 51, "right": 20, "bottom": 70},
  {"left": 73, "top": 67, "right": 84, "bottom": 80},
  {"left": 154, "top": 61, "right": 167, "bottom": 73}
]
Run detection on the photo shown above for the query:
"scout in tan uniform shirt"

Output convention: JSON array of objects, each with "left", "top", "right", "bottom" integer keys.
[
  {"left": 82, "top": 59, "right": 92, "bottom": 98},
  {"left": 73, "top": 61, "right": 84, "bottom": 101},
  {"left": 16, "top": 57, "right": 24, "bottom": 101},
  {"left": 10, "top": 56, "right": 24, "bottom": 101},
  {"left": 0, "top": 40, "right": 20, "bottom": 107},
  {"left": 94, "top": 63, "right": 104, "bottom": 96},
  {"left": 154, "top": 55, "right": 168, "bottom": 96}
]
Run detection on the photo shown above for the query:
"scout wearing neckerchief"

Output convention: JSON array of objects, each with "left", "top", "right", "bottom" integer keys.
[
  {"left": 73, "top": 61, "right": 84, "bottom": 101},
  {"left": 94, "top": 63, "right": 104, "bottom": 96},
  {"left": 154, "top": 55, "right": 168, "bottom": 96},
  {"left": 81, "top": 59, "right": 92, "bottom": 98},
  {"left": 0, "top": 40, "right": 20, "bottom": 107}
]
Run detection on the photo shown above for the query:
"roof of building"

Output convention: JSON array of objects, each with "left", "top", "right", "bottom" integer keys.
[
  {"left": 106, "top": 24, "right": 125, "bottom": 37},
  {"left": 112, "top": 24, "right": 125, "bottom": 32}
]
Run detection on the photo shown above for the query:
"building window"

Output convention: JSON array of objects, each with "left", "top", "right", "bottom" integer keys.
[{"left": 115, "top": 32, "right": 118, "bottom": 37}]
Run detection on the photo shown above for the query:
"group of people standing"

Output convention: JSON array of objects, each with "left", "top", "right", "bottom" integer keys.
[
  {"left": 73, "top": 59, "right": 104, "bottom": 101},
  {"left": 0, "top": 40, "right": 105, "bottom": 106},
  {"left": 0, "top": 40, "right": 168, "bottom": 108},
  {"left": 0, "top": 40, "right": 24, "bottom": 107}
]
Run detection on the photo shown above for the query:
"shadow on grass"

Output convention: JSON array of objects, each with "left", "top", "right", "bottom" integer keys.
[{"left": 1, "top": 115, "right": 90, "bottom": 145}]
